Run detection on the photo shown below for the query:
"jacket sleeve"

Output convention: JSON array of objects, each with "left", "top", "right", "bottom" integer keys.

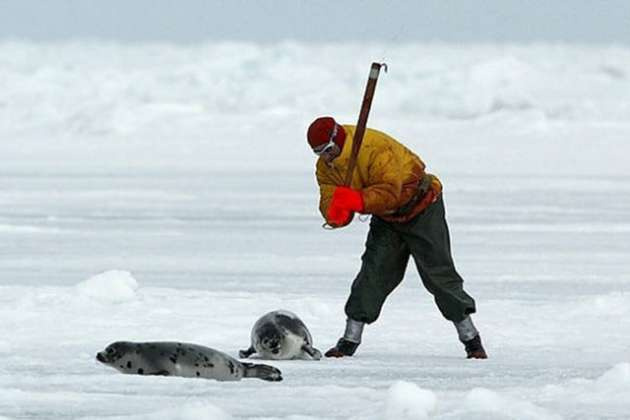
[
  {"left": 361, "top": 146, "right": 403, "bottom": 214},
  {"left": 316, "top": 166, "right": 352, "bottom": 228}
]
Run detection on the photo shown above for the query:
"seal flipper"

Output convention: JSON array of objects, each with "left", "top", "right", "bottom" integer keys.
[
  {"left": 135, "top": 368, "right": 170, "bottom": 376},
  {"left": 147, "top": 370, "right": 170, "bottom": 376},
  {"left": 301, "top": 344, "right": 322, "bottom": 360},
  {"left": 241, "top": 362, "right": 282, "bottom": 382},
  {"left": 239, "top": 346, "right": 256, "bottom": 359}
]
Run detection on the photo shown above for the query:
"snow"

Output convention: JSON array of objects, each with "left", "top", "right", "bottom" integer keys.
[
  {"left": 1, "top": 40, "right": 630, "bottom": 419},
  {"left": 80, "top": 402, "right": 233, "bottom": 420},
  {"left": 469, "top": 387, "right": 566, "bottom": 420},
  {"left": 76, "top": 270, "right": 139, "bottom": 303},
  {"left": 384, "top": 381, "right": 436, "bottom": 420}
]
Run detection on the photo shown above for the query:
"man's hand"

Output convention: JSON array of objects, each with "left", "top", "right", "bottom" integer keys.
[
  {"left": 327, "top": 187, "right": 364, "bottom": 226},
  {"left": 327, "top": 206, "right": 353, "bottom": 227},
  {"left": 331, "top": 186, "right": 364, "bottom": 212}
]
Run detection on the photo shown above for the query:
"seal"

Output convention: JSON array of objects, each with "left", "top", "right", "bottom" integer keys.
[
  {"left": 96, "top": 341, "right": 282, "bottom": 382},
  {"left": 239, "top": 310, "right": 322, "bottom": 360}
]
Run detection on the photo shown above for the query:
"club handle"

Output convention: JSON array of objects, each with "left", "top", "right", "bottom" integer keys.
[{"left": 343, "top": 62, "right": 387, "bottom": 187}]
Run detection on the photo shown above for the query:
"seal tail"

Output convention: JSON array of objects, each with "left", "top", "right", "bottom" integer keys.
[{"left": 241, "top": 362, "right": 282, "bottom": 382}]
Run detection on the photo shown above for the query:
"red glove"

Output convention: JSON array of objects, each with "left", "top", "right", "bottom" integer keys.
[
  {"left": 331, "top": 187, "right": 364, "bottom": 212},
  {"left": 327, "top": 187, "right": 364, "bottom": 226},
  {"left": 327, "top": 205, "right": 353, "bottom": 227}
]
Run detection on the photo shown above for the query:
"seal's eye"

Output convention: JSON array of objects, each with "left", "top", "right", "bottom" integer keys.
[{"left": 107, "top": 347, "right": 115, "bottom": 354}]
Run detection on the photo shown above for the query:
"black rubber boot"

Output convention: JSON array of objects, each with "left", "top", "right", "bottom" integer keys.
[
  {"left": 463, "top": 334, "right": 488, "bottom": 359},
  {"left": 324, "top": 338, "right": 360, "bottom": 358}
]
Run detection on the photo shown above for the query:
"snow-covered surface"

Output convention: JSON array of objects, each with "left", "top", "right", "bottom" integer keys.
[
  {"left": 385, "top": 381, "right": 436, "bottom": 420},
  {"left": 76, "top": 270, "right": 139, "bottom": 303},
  {"left": 1, "top": 41, "right": 629, "bottom": 419}
]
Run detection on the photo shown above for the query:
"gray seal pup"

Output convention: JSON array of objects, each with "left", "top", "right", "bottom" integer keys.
[
  {"left": 239, "top": 310, "right": 322, "bottom": 360},
  {"left": 96, "top": 341, "right": 282, "bottom": 382}
]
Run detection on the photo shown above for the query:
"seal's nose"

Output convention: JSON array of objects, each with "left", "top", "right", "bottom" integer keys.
[{"left": 96, "top": 352, "right": 106, "bottom": 363}]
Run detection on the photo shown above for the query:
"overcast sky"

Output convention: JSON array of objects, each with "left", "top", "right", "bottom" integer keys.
[{"left": 1, "top": 0, "right": 629, "bottom": 44}]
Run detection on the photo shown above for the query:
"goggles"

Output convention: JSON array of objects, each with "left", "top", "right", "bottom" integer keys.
[{"left": 312, "top": 123, "right": 338, "bottom": 156}]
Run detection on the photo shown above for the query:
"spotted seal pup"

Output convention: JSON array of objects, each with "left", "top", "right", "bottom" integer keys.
[
  {"left": 96, "top": 341, "right": 282, "bottom": 381},
  {"left": 239, "top": 310, "right": 322, "bottom": 360}
]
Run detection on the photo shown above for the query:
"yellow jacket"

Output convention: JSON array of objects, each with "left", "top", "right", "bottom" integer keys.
[{"left": 316, "top": 125, "right": 442, "bottom": 226}]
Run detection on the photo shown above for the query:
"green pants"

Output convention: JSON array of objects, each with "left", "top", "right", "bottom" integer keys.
[{"left": 345, "top": 196, "right": 476, "bottom": 324}]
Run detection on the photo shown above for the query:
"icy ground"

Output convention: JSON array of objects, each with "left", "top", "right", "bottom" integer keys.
[{"left": 1, "top": 41, "right": 630, "bottom": 419}]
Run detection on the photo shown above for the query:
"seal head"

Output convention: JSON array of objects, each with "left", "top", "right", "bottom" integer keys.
[{"left": 239, "top": 310, "right": 322, "bottom": 360}]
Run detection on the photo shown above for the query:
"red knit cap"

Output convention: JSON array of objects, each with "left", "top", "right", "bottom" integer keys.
[{"left": 307, "top": 117, "right": 346, "bottom": 150}]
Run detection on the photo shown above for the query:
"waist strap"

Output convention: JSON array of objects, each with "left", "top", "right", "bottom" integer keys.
[{"left": 391, "top": 174, "right": 433, "bottom": 217}]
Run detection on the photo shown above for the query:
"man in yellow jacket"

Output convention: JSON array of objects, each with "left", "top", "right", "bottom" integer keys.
[{"left": 307, "top": 116, "right": 487, "bottom": 359}]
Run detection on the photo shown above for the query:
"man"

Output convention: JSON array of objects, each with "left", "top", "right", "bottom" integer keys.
[{"left": 307, "top": 116, "right": 487, "bottom": 359}]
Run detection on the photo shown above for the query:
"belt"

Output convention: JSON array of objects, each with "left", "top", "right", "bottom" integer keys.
[{"left": 390, "top": 174, "right": 433, "bottom": 217}]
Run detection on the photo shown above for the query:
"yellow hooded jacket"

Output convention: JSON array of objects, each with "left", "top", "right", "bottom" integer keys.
[{"left": 316, "top": 125, "right": 442, "bottom": 227}]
